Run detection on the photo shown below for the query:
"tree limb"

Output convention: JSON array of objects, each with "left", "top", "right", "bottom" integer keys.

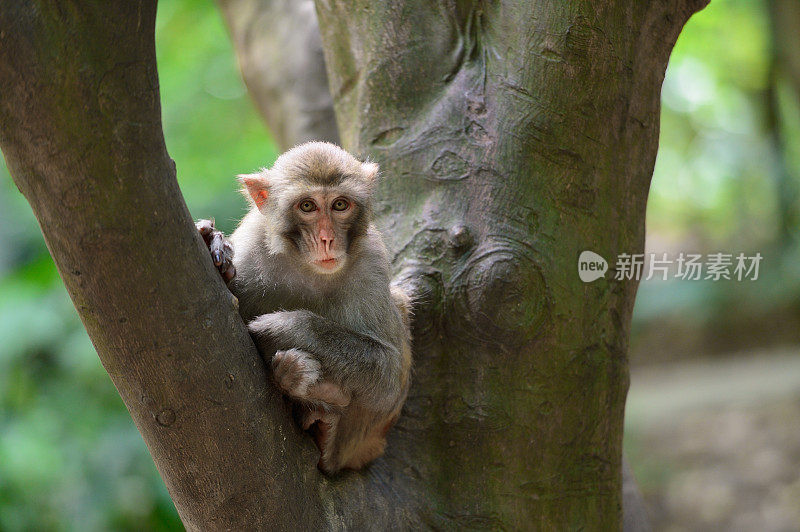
[{"left": 0, "top": 2, "right": 324, "bottom": 529}]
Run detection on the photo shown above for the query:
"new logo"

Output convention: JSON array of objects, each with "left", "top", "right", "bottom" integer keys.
[{"left": 578, "top": 250, "right": 608, "bottom": 282}]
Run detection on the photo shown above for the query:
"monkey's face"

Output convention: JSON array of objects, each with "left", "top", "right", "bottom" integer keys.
[
  {"left": 287, "top": 189, "right": 364, "bottom": 275},
  {"left": 239, "top": 142, "right": 378, "bottom": 273}
]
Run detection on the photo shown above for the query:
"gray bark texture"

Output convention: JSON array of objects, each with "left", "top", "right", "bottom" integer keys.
[{"left": 0, "top": 0, "right": 706, "bottom": 529}]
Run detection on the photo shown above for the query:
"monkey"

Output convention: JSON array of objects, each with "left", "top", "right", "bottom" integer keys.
[{"left": 196, "top": 142, "right": 412, "bottom": 474}]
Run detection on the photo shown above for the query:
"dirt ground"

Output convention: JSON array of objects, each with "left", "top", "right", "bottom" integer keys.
[{"left": 625, "top": 350, "right": 800, "bottom": 531}]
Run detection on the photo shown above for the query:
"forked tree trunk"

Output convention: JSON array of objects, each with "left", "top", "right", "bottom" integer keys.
[{"left": 0, "top": 1, "right": 706, "bottom": 529}]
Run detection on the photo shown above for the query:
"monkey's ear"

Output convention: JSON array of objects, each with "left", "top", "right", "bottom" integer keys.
[
  {"left": 361, "top": 161, "right": 379, "bottom": 182},
  {"left": 238, "top": 172, "right": 270, "bottom": 209}
]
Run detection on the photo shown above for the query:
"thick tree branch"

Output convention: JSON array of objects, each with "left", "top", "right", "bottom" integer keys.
[
  {"left": 217, "top": 0, "right": 339, "bottom": 149},
  {"left": 0, "top": 2, "right": 324, "bottom": 529}
]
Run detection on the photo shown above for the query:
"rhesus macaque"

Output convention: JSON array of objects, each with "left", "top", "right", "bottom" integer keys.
[{"left": 197, "top": 142, "right": 412, "bottom": 474}]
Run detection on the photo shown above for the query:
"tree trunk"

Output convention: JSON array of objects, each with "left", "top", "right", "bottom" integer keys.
[
  {"left": 312, "top": 0, "right": 706, "bottom": 527},
  {"left": 767, "top": 0, "right": 800, "bottom": 245},
  {"left": 0, "top": 0, "right": 706, "bottom": 529}
]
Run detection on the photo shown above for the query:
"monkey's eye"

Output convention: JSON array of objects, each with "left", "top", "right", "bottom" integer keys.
[
  {"left": 331, "top": 198, "right": 350, "bottom": 212},
  {"left": 298, "top": 199, "right": 317, "bottom": 213}
]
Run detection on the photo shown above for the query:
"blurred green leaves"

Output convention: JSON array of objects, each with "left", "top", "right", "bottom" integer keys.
[
  {"left": 650, "top": 0, "right": 775, "bottom": 245},
  {"left": 634, "top": 0, "right": 800, "bottom": 339},
  {"left": 156, "top": 0, "right": 277, "bottom": 234}
]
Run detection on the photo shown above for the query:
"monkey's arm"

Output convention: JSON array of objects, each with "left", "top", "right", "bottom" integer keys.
[
  {"left": 248, "top": 310, "right": 402, "bottom": 402},
  {"left": 196, "top": 219, "right": 235, "bottom": 281}
]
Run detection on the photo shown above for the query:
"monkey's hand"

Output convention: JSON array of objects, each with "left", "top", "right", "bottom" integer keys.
[
  {"left": 272, "top": 348, "right": 351, "bottom": 409},
  {"left": 196, "top": 219, "right": 235, "bottom": 282}
]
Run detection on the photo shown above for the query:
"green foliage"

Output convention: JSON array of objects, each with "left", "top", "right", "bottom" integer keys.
[
  {"left": 650, "top": 0, "right": 773, "bottom": 244},
  {"left": 0, "top": 0, "right": 275, "bottom": 529},
  {"left": 635, "top": 0, "right": 800, "bottom": 328},
  {"left": 156, "top": 0, "right": 278, "bottom": 233}
]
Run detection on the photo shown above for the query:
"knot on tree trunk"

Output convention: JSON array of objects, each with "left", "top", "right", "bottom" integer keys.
[{"left": 447, "top": 240, "right": 550, "bottom": 349}]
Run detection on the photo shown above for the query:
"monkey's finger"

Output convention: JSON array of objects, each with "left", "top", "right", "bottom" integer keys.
[
  {"left": 196, "top": 219, "right": 216, "bottom": 244},
  {"left": 219, "top": 240, "right": 235, "bottom": 277},
  {"left": 274, "top": 351, "right": 303, "bottom": 390},
  {"left": 302, "top": 408, "right": 324, "bottom": 430},
  {"left": 222, "top": 265, "right": 236, "bottom": 282},
  {"left": 196, "top": 219, "right": 214, "bottom": 234},
  {"left": 210, "top": 232, "right": 225, "bottom": 266},
  {"left": 307, "top": 382, "right": 351, "bottom": 408},
  {"left": 274, "top": 352, "right": 299, "bottom": 385},
  {"left": 272, "top": 351, "right": 289, "bottom": 381}
]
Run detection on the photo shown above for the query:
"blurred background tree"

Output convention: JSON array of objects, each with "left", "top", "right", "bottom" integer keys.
[
  {"left": 631, "top": 0, "right": 800, "bottom": 362},
  {"left": 626, "top": 0, "right": 800, "bottom": 528},
  {"left": 0, "top": 0, "right": 797, "bottom": 530}
]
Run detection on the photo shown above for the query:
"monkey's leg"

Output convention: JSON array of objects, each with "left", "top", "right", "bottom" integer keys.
[
  {"left": 250, "top": 310, "right": 399, "bottom": 404},
  {"left": 195, "top": 219, "right": 235, "bottom": 281},
  {"left": 300, "top": 408, "right": 340, "bottom": 473}
]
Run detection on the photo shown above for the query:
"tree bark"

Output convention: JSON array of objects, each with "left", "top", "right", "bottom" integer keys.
[
  {"left": 313, "top": 0, "right": 707, "bottom": 527},
  {"left": 0, "top": 3, "right": 322, "bottom": 530},
  {"left": 0, "top": 0, "right": 706, "bottom": 529}
]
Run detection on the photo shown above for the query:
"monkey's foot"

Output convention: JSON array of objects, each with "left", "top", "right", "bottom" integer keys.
[
  {"left": 196, "top": 218, "right": 235, "bottom": 281},
  {"left": 306, "top": 381, "right": 351, "bottom": 408},
  {"left": 272, "top": 348, "right": 322, "bottom": 399},
  {"left": 303, "top": 410, "right": 338, "bottom": 474}
]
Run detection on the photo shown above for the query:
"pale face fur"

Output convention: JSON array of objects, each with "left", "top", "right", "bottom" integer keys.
[{"left": 239, "top": 142, "right": 378, "bottom": 276}]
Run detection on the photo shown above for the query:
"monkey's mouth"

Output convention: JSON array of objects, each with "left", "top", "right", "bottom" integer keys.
[{"left": 314, "top": 258, "right": 340, "bottom": 270}]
